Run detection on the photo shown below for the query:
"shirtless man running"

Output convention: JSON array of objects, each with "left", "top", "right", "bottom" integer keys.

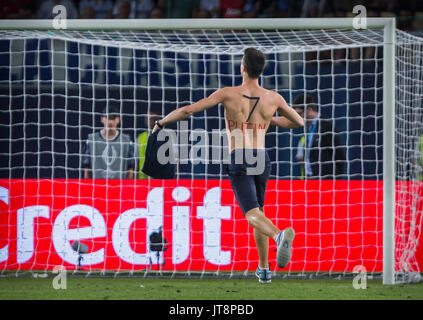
[{"left": 152, "top": 48, "right": 304, "bottom": 283}]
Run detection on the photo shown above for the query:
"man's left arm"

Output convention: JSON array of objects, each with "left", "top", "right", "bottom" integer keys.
[
  {"left": 270, "top": 116, "right": 303, "bottom": 129},
  {"left": 273, "top": 93, "right": 304, "bottom": 129},
  {"left": 126, "top": 140, "right": 137, "bottom": 179},
  {"left": 152, "top": 89, "right": 226, "bottom": 132}
]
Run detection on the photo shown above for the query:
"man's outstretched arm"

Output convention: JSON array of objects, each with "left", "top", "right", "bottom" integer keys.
[
  {"left": 270, "top": 116, "right": 303, "bottom": 129},
  {"left": 152, "top": 89, "right": 226, "bottom": 132},
  {"left": 271, "top": 94, "right": 304, "bottom": 129}
]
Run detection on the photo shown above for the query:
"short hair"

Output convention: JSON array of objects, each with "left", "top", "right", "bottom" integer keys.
[
  {"left": 101, "top": 104, "right": 120, "bottom": 119},
  {"left": 293, "top": 94, "right": 318, "bottom": 112},
  {"left": 242, "top": 48, "right": 266, "bottom": 79},
  {"left": 147, "top": 105, "right": 162, "bottom": 116}
]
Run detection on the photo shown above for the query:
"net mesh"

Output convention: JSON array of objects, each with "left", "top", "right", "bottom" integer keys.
[
  {"left": 395, "top": 31, "right": 423, "bottom": 283},
  {"left": 0, "top": 26, "right": 422, "bottom": 283}
]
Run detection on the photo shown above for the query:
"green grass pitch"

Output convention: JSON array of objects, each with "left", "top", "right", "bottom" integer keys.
[{"left": 1, "top": 276, "right": 423, "bottom": 300}]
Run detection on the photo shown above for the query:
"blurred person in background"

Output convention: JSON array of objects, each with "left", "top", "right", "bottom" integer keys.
[
  {"left": 79, "top": 0, "right": 113, "bottom": 19},
  {"left": 294, "top": 94, "right": 345, "bottom": 179},
  {"left": 37, "top": 0, "right": 79, "bottom": 19},
  {"left": 243, "top": 0, "right": 278, "bottom": 18},
  {"left": 196, "top": 9, "right": 212, "bottom": 18},
  {"left": 113, "top": 0, "right": 154, "bottom": 18},
  {"left": 149, "top": 6, "right": 165, "bottom": 18},
  {"left": 158, "top": 0, "right": 199, "bottom": 18},
  {"left": 137, "top": 109, "right": 162, "bottom": 179},
  {"left": 217, "top": 0, "right": 266, "bottom": 18},
  {"left": 218, "top": 0, "right": 246, "bottom": 18},
  {"left": 82, "top": 105, "right": 136, "bottom": 180},
  {"left": 274, "top": 0, "right": 289, "bottom": 17},
  {"left": 0, "top": 0, "right": 37, "bottom": 19},
  {"left": 299, "top": 0, "right": 319, "bottom": 17},
  {"left": 79, "top": 5, "right": 95, "bottom": 18},
  {"left": 114, "top": 0, "right": 131, "bottom": 18},
  {"left": 199, "top": 0, "right": 219, "bottom": 17}
]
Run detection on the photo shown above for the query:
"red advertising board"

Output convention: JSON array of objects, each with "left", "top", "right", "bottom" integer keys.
[{"left": 0, "top": 179, "right": 421, "bottom": 273}]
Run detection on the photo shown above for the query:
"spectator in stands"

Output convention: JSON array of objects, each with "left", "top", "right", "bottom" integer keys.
[
  {"left": 149, "top": 6, "right": 165, "bottom": 18},
  {"left": 36, "top": 0, "right": 79, "bottom": 19},
  {"left": 275, "top": 0, "right": 289, "bottom": 17},
  {"left": 82, "top": 105, "right": 136, "bottom": 179},
  {"left": 256, "top": 0, "right": 278, "bottom": 18},
  {"left": 158, "top": 0, "right": 199, "bottom": 18},
  {"left": 299, "top": 0, "right": 319, "bottom": 18},
  {"left": 79, "top": 5, "right": 96, "bottom": 19},
  {"left": 79, "top": 0, "right": 113, "bottom": 19},
  {"left": 285, "top": 0, "right": 305, "bottom": 17},
  {"left": 196, "top": 9, "right": 212, "bottom": 18},
  {"left": 242, "top": 0, "right": 278, "bottom": 18},
  {"left": 0, "top": 0, "right": 37, "bottom": 19},
  {"left": 293, "top": 94, "right": 346, "bottom": 179},
  {"left": 115, "top": 0, "right": 132, "bottom": 19},
  {"left": 137, "top": 110, "right": 161, "bottom": 179},
  {"left": 242, "top": 0, "right": 261, "bottom": 18},
  {"left": 199, "top": 0, "right": 219, "bottom": 18},
  {"left": 113, "top": 0, "right": 154, "bottom": 19},
  {"left": 218, "top": 0, "right": 247, "bottom": 18}
]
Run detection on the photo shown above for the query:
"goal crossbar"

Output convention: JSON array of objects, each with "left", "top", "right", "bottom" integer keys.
[{"left": 0, "top": 18, "right": 394, "bottom": 30}]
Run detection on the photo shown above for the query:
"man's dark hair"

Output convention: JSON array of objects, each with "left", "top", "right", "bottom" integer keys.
[
  {"left": 148, "top": 105, "right": 162, "bottom": 116},
  {"left": 293, "top": 94, "right": 318, "bottom": 112},
  {"left": 101, "top": 104, "right": 120, "bottom": 119},
  {"left": 242, "top": 48, "right": 266, "bottom": 79}
]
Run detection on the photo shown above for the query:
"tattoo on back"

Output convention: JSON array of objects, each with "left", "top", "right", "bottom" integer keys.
[{"left": 242, "top": 94, "right": 260, "bottom": 123}]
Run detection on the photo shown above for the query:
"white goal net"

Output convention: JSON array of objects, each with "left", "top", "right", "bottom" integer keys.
[{"left": 0, "top": 20, "right": 422, "bottom": 283}]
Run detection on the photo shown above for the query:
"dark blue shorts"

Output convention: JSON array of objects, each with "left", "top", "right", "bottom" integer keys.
[{"left": 226, "top": 149, "right": 271, "bottom": 215}]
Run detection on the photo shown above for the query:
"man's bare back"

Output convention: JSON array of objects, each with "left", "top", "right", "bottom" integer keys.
[
  {"left": 221, "top": 84, "right": 296, "bottom": 150},
  {"left": 151, "top": 82, "right": 303, "bottom": 151}
]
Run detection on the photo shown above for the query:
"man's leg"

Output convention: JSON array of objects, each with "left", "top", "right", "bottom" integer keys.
[
  {"left": 245, "top": 206, "right": 295, "bottom": 269},
  {"left": 253, "top": 207, "right": 269, "bottom": 269},
  {"left": 245, "top": 206, "right": 280, "bottom": 243}
]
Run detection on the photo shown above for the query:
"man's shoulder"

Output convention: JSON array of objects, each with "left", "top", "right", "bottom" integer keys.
[
  {"left": 264, "top": 88, "right": 280, "bottom": 98},
  {"left": 261, "top": 89, "right": 281, "bottom": 105},
  {"left": 87, "top": 131, "right": 101, "bottom": 141},
  {"left": 219, "top": 86, "right": 236, "bottom": 94},
  {"left": 221, "top": 86, "right": 278, "bottom": 97},
  {"left": 216, "top": 86, "right": 238, "bottom": 100},
  {"left": 120, "top": 132, "right": 133, "bottom": 142}
]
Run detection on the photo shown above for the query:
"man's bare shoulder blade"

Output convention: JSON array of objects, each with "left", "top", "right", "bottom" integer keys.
[
  {"left": 262, "top": 89, "right": 279, "bottom": 104},
  {"left": 261, "top": 88, "right": 277, "bottom": 98},
  {"left": 215, "top": 87, "right": 232, "bottom": 102},
  {"left": 221, "top": 86, "right": 236, "bottom": 96}
]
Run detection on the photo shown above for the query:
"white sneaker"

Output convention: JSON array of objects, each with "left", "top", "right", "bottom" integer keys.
[
  {"left": 276, "top": 227, "right": 295, "bottom": 268},
  {"left": 255, "top": 266, "right": 272, "bottom": 284}
]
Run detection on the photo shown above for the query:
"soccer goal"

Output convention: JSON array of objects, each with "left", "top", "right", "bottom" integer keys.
[{"left": 0, "top": 18, "right": 422, "bottom": 285}]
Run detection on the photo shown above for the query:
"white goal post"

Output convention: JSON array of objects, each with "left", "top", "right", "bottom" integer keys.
[{"left": 0, "top": 18, "right": 419, "bottom": 285}]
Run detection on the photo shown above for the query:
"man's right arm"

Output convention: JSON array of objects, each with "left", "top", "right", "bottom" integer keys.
[
  {"left": 271, "top": 94, "right": 304, "bottom": 129},
  {"left": 152, "top": 88, "right": 226, "bottom": 132}
]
